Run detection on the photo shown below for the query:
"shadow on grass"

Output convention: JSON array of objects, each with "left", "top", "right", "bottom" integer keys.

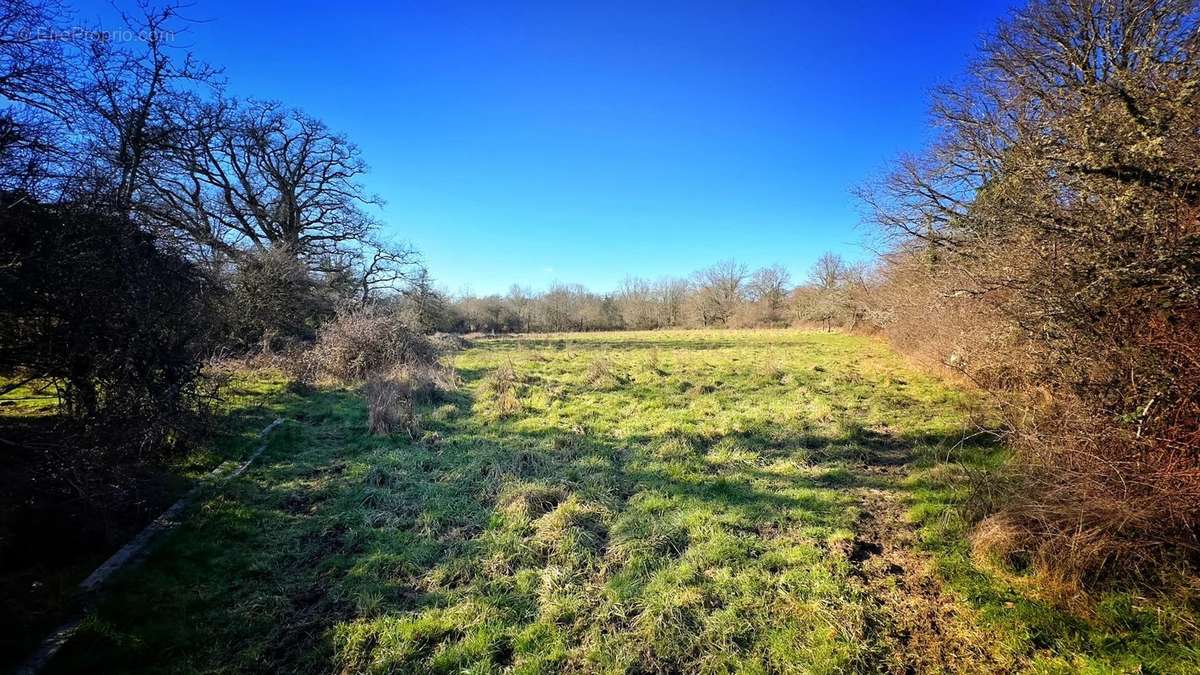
[{"left": 44, "top": 365, "right": 999, "bottom": 674}]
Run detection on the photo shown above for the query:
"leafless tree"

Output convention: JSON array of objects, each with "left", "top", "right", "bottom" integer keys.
[
  {"left": 747, "top": 264, "right": 792, "bottom": 326},
  {"left": 0, "top": 0, "right": 75, "bottom": 194},
  {"left": 540, "top": 282, "right": 574, "bottom": 332},
  {"left": 616, "top": 275, "right": 658, "bottom": 329},
  {"left": 71, "top": 2, "right": 219, "bottom": 210},
  {"left": 352, "top": 239, "right": 421, "bottom": 304},
  {"left": 861, "top": 0, "right": 1200, "bottom": 579},
  {"left": 136, "top": 96, "right": 421, "bottom": 300},
  {"left": 654, "top": 277, "right": 691, "bottom": 327},
  {"left": 0, "top": 0, "right": 73, "bottom": 112},
  {"left": 145, "top": 100, "right": 374, "bottom": 258},
  {"left": 693, "top": 259, "right": 747, "bottom": 326},
  {"left": 507, "top": 284, "right": 533, "bottom": 332},
  {"left": 808, "top": 252, "right": 844, "bottom": 290}
]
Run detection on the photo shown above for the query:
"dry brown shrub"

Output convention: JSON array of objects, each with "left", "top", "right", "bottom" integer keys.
[
  {"left": 867, "top": 253, "right": 1024, "bottom": 387},
  {"left": 362, "top": 361, "right": 459, "bottom": 437},
  {"left": 429, "top": 332, "right": 473, "bottom": 352},
  {"left": 878, "top": 251, "right": 1200, "bottom": 586},
  {"left": 988, "top": 400, "right": 1200, "bottom": 585},
  {"left": 305, "top": 305, "right": 440, "bottom": 384},
  {"left": 970, "top": 513, "right": 1029, "bottom": 568},
  {"left": 854, "top": 0, "right": 1200, "bottom": 590}
]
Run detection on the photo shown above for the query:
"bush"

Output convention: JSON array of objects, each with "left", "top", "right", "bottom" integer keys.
[
  {"left": 213, "top": 246, "right": 333, "bottom": 353},
  {"left": 305, "top": 305, "right": 440, "bottom": 383},
  {"left": 364, "top": 373, "right": 416, "bottom": 437},
  {"left": 483, "top": 361, "right": 522, "bottom": 418},
  {"left": 303, "top": 305, "right": 458, "bottom": 437},
  {"left": 584, "top": 356, "right": 627, "bottom": 390},
  {"left": 861, "top": 0, "right": 1200, "bottom": 586},
  {"left": 0, "top": 196, "right": 211, "bottom": 460}
]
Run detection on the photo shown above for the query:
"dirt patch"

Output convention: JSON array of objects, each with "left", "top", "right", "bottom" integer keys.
[{"left": 850, "top": 460, "right": 1012, "bottom": 673}]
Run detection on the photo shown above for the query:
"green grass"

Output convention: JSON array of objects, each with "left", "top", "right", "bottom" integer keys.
[
  {"left": 41, "top": 330, "right": 1200, "bottom": 673},
  {"left": 0, "top": 371, "right": 307, "bottom": 669},
  {"left": 0, "top": 377, "right": 60, "bottom": 417}
]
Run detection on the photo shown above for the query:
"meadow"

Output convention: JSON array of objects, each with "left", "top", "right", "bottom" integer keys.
[{"left": 41, "top": 330, "right": 1200, "bottom": 673}]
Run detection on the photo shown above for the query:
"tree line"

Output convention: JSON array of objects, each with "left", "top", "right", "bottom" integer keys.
[{"left": 441, "top": 254, "right": 868, "bottom": 333}]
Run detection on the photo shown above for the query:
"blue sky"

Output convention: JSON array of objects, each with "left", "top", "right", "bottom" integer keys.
[{"left": 78, "top": 0, "right": 1013, "bottom": 294}]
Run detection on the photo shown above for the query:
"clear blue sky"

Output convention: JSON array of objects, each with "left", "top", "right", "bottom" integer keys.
[{"left": 77, "top": 0, "right": 1013, "bottom": 295}]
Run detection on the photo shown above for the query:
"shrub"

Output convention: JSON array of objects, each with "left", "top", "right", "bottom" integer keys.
[
  {"left": 213, "top": 246, "right": 333, "bottom": 353},
  {"left": 861, "top": 0, "right": 1200, "bottom": 586},
  {"left": 584, "top": 357, "right": 627, "bottom": 390},
  {"left": 362, "top": 361, "right": 459, "bottom": 436},
  {"left": 0, "top": 197, "right": 211, "bottom": 460},
  {"left": 305, "top": 305, "right": 441, "bottom": 383},
  {"left": 364, "top": 373, "right": 416, "bottom": 437}
]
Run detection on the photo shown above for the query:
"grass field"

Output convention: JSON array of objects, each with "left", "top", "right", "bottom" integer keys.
[{"left": 41, "top": 330, "right": 1200, "bottom": 673}]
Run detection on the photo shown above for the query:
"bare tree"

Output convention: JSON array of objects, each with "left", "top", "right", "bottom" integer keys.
[
  {"left": 654, "top": 277, "right": 691, "bottom": 327},
  {"left": 72, "top": 2, "right": 219, "bottom": 210},
  {"left": 747, "top": 264, "right": 792, "bottom": 326},
  {"left": 0, "top": 0, "right": 73, "bottom": 112},
  {"left": 0, "top": 0, "right": 76, "bottom": 194},
  {"left": 616, "top": 275, "right": 658, "bottom": 329},
  {"left": 540, "top": 282, "right": 574, "bottom": 332},
  {"left": 352, "top": 240, "right": 421, "bottom": 304},
  {"left": 808, "top": 253, "right": 844, "bottom": 290},
  {"left": 507, "top": 284, "right": 533, "bottom": 332},
  {"left": 693, "top": 259, "right": 747, "bottom": 326},
  {"left": 146, "top": 99, "right": 377, "bottom": 259},
  {"left": 138, "top": 97, "right": 420, "bottom": 301},
  {"left": 798, "top": 253, "right": 853, "bottom": 331},
  {"left": 860, "top": 0, "right": 1200, "bottom": 579}
]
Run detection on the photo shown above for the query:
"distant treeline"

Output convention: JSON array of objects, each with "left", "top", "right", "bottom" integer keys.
[{"left": 438, "top": 255, "right": 868, "bottom": 333}]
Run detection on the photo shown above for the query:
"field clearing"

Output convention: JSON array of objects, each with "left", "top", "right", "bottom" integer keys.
[{"left": 41, "top": 330, "right": 1200, "bottom": 673}]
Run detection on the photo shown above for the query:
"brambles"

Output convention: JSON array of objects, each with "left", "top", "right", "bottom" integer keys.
[
  {"left": 301, "top": 304, "right": 458, "bottom": 437},
  {"left": 0, "top": 198, "right": 211, "bottom": 461},
  {"left": 860, "top": 0, "right": 1200, "bottom": 587},
  {"left": 214, "top": 246, "right": 333, "bottom": 352},
  {"left": 305, "top": 306, "right": 441, "bottom": 384}
]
